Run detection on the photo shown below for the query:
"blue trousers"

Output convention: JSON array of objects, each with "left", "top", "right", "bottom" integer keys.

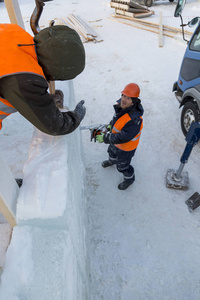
[{"left": 107, "top": 144, "right": 136, "bottom": 183}]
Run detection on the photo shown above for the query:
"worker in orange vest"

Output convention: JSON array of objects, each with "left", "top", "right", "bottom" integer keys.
[
  {"left": 0, "top": 23, "right": 86, "bottom": 135},
  {"left": 96, "top": 83, "right": 144, "bottom": 190}
]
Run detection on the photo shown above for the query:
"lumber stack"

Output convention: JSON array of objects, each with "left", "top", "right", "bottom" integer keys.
[
  {"left": 110, "top": 0, "right": 154, "bottom": 18},
  {"left": 56, "top": 14, "right": 103, "bottom": 43},
  {"left": 110, "top": 13, "right": 193, "bottom": 39}
]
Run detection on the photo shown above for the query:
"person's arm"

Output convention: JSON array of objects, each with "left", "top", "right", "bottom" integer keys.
[{"left": 6, "top": 74, "right": 86, "bottom": 136}]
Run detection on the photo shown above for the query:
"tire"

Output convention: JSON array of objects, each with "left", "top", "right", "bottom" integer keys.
[
  {"left": 169, "top": 0, "right": 174, "bottom": 2},
  {"left": 181, "top": 101, "right": 200, "bottom": 136},
  {"left": 144, "top": 0, "right": 153, "bottom": 7}
]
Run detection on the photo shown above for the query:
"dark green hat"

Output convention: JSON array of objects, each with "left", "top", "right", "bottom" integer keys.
[{"left": 34, "top": 25, "right": 85, "bottom": 81}]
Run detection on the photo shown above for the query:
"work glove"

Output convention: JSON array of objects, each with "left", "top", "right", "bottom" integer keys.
[
  {"left": 96, "top": 132, "right": 105, "bottom": 143},
  {"left": 74, "top": 100, "right": 86, "bottom": 122},
  {"left": 96, "top": 132, "right": 111, "bottom": 144}
]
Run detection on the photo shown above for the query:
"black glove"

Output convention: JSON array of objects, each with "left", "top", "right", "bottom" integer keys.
[{"left": 74, "top": 100, "right": 86, "bottom": 122}]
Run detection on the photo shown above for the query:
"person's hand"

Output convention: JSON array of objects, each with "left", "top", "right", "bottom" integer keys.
[
  {"left": 107, "top": 124, "right": 111, "bottom": 131},
  {"left": 96, "top": 132, "right": 105, "bottom": 143},
  {"left": 74, "top": 100, "right": 86, "bottom": 122}
]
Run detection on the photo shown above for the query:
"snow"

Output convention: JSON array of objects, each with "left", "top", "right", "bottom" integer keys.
[{"left": 1, "top": 0, "right": 200, "bottom": 299}]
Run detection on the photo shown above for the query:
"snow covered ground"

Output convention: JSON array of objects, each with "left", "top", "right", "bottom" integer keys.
[{"left": 1, "top": 0, "right": 200, "bottom": 299}]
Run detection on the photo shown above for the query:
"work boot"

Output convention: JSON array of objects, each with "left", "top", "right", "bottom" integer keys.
[
  {"left": 118, "top": 181, "right": 133, "bottom": 190},
  {"left": 102, "top": 160, "right": 113, "bottom": 168}
]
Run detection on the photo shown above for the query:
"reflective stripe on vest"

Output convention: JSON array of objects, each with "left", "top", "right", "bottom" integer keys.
[
  {"left": 0, "top": 97, "right": 16, "bottom": 130},
  {"left": 112, "top": 114, "right": 143, "bottom": 151},
  {"left": 0, "top": 24, "right": 45, "bottom": 79}
]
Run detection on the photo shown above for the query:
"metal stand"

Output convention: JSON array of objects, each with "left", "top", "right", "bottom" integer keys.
[{"left": 166, "top": 122, "right": 200, "bottom": 190}]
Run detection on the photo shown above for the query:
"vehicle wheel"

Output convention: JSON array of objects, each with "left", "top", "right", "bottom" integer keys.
[
  {"left": 144, "top": 0, "right": 153, "bottom": 7},
  {"left": 169, "top": 0, "right": 174, "bottom": 2},
  {"left": 181, "top": 101, "right": 200, "bottom": 136}
]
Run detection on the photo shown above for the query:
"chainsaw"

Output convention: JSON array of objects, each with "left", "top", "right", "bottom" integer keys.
[{"left": 80, "top": 124, "right": 110, "bottom": 142}]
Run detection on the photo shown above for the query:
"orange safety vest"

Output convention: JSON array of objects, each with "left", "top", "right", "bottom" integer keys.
[
  {"left": 0, "top": 23, "right": 45, "bottom": 79},
  {"left": 0, "top": 24, "right": 45, "bottom": 129},
  {"left": 112, "top": 114, "right": 143, "bottom": 151}
]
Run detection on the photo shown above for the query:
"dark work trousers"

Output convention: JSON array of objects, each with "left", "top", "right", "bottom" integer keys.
[{"left": 107, "top": 144, "right": 136, "bottom": 183}]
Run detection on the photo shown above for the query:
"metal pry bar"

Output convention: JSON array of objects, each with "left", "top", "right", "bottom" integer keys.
[{"left": 30, "top": 0, "right": 53, "bottom": 35}]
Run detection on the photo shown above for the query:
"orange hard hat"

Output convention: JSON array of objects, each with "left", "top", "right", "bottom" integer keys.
[{"left": 121, "top": 83, "right": 140, "bottom": 98}]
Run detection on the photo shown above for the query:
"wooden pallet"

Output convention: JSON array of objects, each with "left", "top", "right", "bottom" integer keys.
[
  {"left": 110, "top": 0, "right": 154, "bottom": 18},
  {"left": 111, "top": 0, "right": 148, "bottom": 9},
  {"left": 115, "top": 8, "right": 154, "bottom": 18},
  {"left": 111, "top": 0, "right": 137, "bottom": 5},
  {"left": 110, "top": 2, "right": 148, "bottom": 13}
]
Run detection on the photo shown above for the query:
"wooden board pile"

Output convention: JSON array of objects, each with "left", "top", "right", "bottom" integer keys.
[
  {"left": 110, "top": 0, "right": 154, "bottom": 18},
  {"left": 110, "top": 13, "right": 193, "bottom": 40},
  {"left": 56, "top": 14, "right": 103, "bottom": 43}
]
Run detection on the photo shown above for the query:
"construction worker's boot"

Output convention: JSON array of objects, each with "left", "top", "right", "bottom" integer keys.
[
  {"left": 118, "top": 175, "right": 135, "bottom": 190},
  {"left": 102, "top": 160, "right": 113, "bottom": 168},
  {"left": 118, "top": 181, "right": 132, "bottom": 190}
]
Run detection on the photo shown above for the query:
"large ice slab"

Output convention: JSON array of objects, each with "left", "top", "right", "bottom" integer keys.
[
  {"left": 0, "top": 81, "right": 89, "bottom": 299},
  {"left": 0, "top": 226, "right": 89, "bottom": 300}
]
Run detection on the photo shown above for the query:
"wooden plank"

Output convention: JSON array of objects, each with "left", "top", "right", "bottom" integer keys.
[
  {"left": 59, "top": 15, "right": 103, "bottom": 43},
  {"left": 0, "top": 153, "right": 19, "bottom": 228},
  {"left": 159, "top": 11, "right": 163, "bottom": 47},
  {"left": 60, "top": 17, "right": 91, "bottom": 42},
  {"left": 112, "top": 13, "right": 192, "bottom": 36},
  {"left": 68, "top": 14, "right": 91, "bottom": 37},
  {"left": 4, "top": 0, "right": 24, "bottom": 29},
  {"left": 110, "top": 17, "right": 159, "bottom": 34},
  {"left": 71, "top": 14, "right": 99, "bottom": 38},
  {"left": 109, "top": 17, "right": 175, "bottom": 38}
]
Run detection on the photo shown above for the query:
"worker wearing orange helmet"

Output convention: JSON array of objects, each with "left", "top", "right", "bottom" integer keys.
[{"left": 96, "top": 83, "right": 144, "bottom": 190}]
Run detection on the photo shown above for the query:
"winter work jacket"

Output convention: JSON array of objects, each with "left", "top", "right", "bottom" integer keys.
[
  {"left": 110, "top": 99, "right": 144, "bottom": 152},
  {"left": 0, "top": 24, "right": 80, "bottom": 135},
  {"left": 0, "top": 23, "right": 45, "bottom": 129}
]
